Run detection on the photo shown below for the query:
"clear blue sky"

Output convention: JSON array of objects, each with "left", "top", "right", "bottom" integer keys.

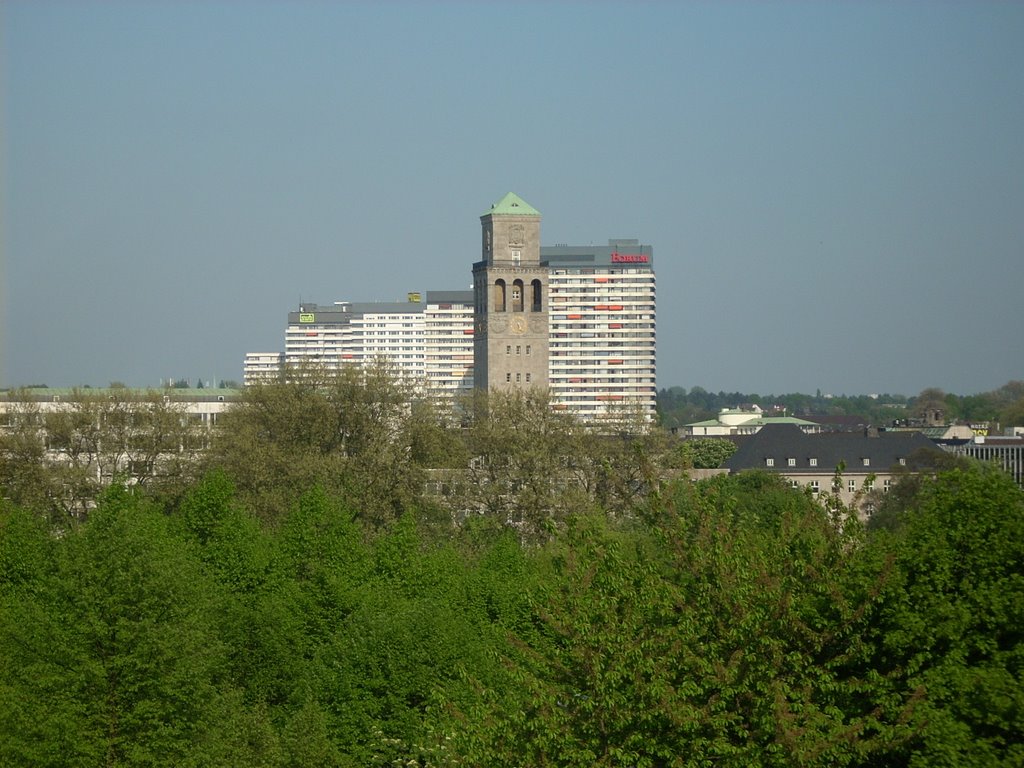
[{"left": 3, "top": 1, "right": 1022, "bottom": 396}]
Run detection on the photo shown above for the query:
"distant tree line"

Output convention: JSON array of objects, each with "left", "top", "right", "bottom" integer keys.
[{"left": 658, "top": 381, "right": 1024, "bottom": 430}]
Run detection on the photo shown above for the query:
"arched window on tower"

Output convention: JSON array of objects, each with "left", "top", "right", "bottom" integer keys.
[
  {"left": 493, "top": 279, "right": 506, "bottom": 312},
  {"left": 531, "top": 279, "right": 542, "bottom": 312},
  {"left": 512, "top": 279, "right": 524, "bottom": 312}
]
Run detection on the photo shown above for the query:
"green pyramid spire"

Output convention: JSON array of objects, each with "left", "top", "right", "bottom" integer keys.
[{"left": 482, "top": 192, "right": 540, "bottom": 217}]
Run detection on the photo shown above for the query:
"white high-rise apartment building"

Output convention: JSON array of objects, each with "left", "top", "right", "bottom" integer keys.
[
  {"left": 284, "top": 300, "right": 425, "bottom": 379},
  {"left": 243, "top": 352, "right": 284, "bottom": 385},
  {"left": 423, "top": 291, "right": 475, "bottom": 401},
  {"left": 542, "top": 241, "right": 657, "bottom": 421},
  {"left": 346, "top": 306, "right": 426, "bottom": 380},
  {"left": 266, "top": 293, "right": 476, "bottom": 400}
]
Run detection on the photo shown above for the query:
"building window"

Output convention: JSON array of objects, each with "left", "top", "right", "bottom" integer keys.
[
  {"left": 516, "top": 373, "right": 521, "bottom": 383},
  {"left": 512, "top": 279, "right": 525, "bottom": 312},
  {"left": 506, "top": 373, "right": 511, "bottom": 383},
  {"left": 765, "top": 458, "right": 775, "bottom": 467},
  {"left": 526, "top": 373, "right": 531, "bottom": 383},
  {"left": 526, "top": 345, "right": 531, "bottom": 355},
  {"left": 883, "top": 479, "right": 891, "bottom": 493},
  {"left": 848, "top": 479, "right": 856, "bottom": 493},
  {"left": 506, "top": 345, "right": 511, "bottom": 355},
  {"left": 787, "top": 458, "right": 796, "bottom": 467},
  {"left": 898, "top": 457, "right": 906, "bottom": 466},
  {"left": 809, "top": 457, "right": 818, "bottom": 467},
  {"left": 810, "top": 480, "right": 820, "bottom": 493},
  {"left": 516, "top": 345, "right": 521, "bottom": 355},
  {"left": 862, "top": 457, "right": 871, "bottom": 467}
]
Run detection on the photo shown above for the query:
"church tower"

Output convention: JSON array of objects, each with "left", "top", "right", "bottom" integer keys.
[{"left": 472, "top": 193, "right": 549, "bottom": 392}]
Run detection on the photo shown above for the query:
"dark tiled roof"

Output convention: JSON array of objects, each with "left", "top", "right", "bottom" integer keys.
[{"left": 723, "top": 424, "right": 940, "bottom": 474}]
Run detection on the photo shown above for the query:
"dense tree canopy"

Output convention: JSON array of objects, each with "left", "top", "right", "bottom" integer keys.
[{"left": 2, "top": 372, "right": 1023, "bottom": 764}]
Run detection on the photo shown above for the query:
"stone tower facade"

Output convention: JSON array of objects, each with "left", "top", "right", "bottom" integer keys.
[{"left": 472, "top": 193, "right": 549, "bottom": 392}]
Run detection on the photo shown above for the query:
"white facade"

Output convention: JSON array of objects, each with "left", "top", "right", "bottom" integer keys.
[
  {"left": 274, "top": 294, "right": 474, "bottom": 402},
  {"left": 544, "top": 245, "right": 657, "bottom": 421},
  {"left": 243, "top": 352, "right": 283, "bottom": 386},
  {"left": 283, "top": 301, "right": 424, "bottom": 380},
  {"left": 424, "top": 293, "right": 475, "bottom": 401},
  {"left": 346, "top": 309, "right": 425, "bottom": 380}
]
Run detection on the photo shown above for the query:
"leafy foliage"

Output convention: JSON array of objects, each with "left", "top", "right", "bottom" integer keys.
[
  {"left": 205, "top": 362, "right": 450, "bottom": 527},
  {"left": 674, "top": 436, "right": 738, "bottom": 468},
  {"left": 3, "top": 375, "right": 1023, "bottom": 764},
  {"left": 0, "top": 486, "right": 224, "bottom": 767},
  {"left": 860, "top": 464, "right": 1024, "bottom": 766}
]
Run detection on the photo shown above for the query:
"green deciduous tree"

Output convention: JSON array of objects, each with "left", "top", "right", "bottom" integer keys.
[
  {"left": 454, "top": 389, "right": 669, "bottom": 540},
  {"left": 455, "top": 388, "right": 590, "bottom": 538},
  {"left": 0, "top": 394, "right": 64, "bottom": 521},
  {"left": 207, "top": 362, "right": 447, "bottom": 527},
  {"left": 454, "top": 475, "right": 919, "bottom": 766},
  {"left": 674, "top": 437, "right": 738, "bottom": 469},
  {"left": 0, "top": 388, "right": 205, "bottom": 521},
  {"left": 859, "top": 463, "right": 1024, "bottom": 766},
  {"left": 0, "top": 485, "right": 225, "bottom": 767},
  {"left": 309, "top": 512, "right": 501, "bottom": 764}
]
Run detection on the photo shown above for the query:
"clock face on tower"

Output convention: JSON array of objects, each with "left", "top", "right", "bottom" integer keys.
[{"left": 511, "top": 316, "right": 527, "bottom": 334}]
